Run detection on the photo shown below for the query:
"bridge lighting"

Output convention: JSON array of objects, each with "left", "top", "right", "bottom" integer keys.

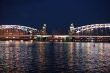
[
  {"left": 30, "top": 40, "right": 33, "bottom": 43},
  {"left": 34, "top": 37, "right": 37, "bottom": 39},
  {"left": 91, "top": 29, "right": 93, "bottom": 31},
  {"left": 9, "top": 40, "right": 12, "bottom": 42},
  {"left": 29, "top": 31, "right": 33, "bottom": 35},
  {"left": 0, "top": 24, "right": 110, "bottom": 41},
  {"left": 13, "top": 37, "right": 15, "bottom": 39},
  {"left": 6, "top": 37, "right": 8, "bottom": 38},
  {"left": 20, "top": 40, "right": 23, "bottom": 43},
  {"left": 5, "top": 41, "right": 9, "bottom": 44}
]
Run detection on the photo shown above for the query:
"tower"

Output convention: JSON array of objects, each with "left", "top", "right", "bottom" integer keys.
[
  {"left": 69, "top": 23, "right": 75, "bottom": 35},
  {"left": 42, "top": 24, "right": 47, "bottom": 35},
  {"left": 70, "top": 23, "right": 75, "bottom": 32}
]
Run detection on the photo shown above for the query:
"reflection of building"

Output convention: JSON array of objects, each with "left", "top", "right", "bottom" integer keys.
[
  {"left": 66, "top": 42, "right": 75, "bottom": 72},
  {"left": 36, "top": 42, "right": 46, "bottom": 72},
  {"left": 1, "top": 41, "right": 26, "bottom": 73}
]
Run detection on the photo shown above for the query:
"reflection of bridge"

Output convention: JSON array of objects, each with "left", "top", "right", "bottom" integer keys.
[{"left": 0, "top": 24, "right": 110, "bottom": 42}]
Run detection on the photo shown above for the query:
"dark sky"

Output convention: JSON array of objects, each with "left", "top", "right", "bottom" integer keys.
[{"left": 0, "top": 0, "right": 110, "bottom": 33}]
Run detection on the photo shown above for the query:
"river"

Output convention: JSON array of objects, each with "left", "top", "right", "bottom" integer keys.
[{"left": 0, "top": 41, "right": 110, "bottom": 73}]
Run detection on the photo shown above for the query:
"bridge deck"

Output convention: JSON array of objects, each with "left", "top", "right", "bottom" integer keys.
[{"left": 0, "top": 35, "right": 110, "bottom": 38}]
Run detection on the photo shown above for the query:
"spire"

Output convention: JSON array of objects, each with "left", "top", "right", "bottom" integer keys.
[
  {"left": 69, "top": 23, "right": 75, "bottom": 33},
  {"left": 44, "top": 24, "right": 46, "bottom": 27},
  {"left": 70, "top": 23, "right": 74, "bottom": 29},
  {"left": 43, "top": 24, "right": 46, "bottom": 30},
  {"left": 71, "top": 23, "right": 73, "bottom": 26},
  {"left": 42, "top": 24, "right": 47, "bottom": 35}
]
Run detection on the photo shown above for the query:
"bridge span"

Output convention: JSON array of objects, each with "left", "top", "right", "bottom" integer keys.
[
  {"left": 0, "top": 35, "right": 110, "bottom": 42},
  {"left": 0, "top": 24, "right": 110, "bottom": 42},
  {"left": 1, "top": 35, "right": 110, "bottom": 38}
]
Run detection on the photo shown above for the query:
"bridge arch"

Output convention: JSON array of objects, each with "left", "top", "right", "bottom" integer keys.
[
  {"left": 0, "top": 25, "right": 37, "bottom": 31},
  {"left": 76, "top": 24, "right": 110, "bottom": 32},
  {"left": 74, "top": 23, "right": 110, "bottom": 35},
  {"left": 0, "top": 25, "right": 37, "bottom": 36}
]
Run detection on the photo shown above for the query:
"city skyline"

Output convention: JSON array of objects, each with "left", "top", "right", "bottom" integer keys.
[
  {"left": 0, "top": 23, "right": 110, "bottom": 34},
  {"left": 0, "top": 0, "right": 110, "bottom": 33},
  {"left": 0, "top": 1, "right": 110, "bottom": 73}
]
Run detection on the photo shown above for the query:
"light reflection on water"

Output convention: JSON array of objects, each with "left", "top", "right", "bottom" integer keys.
[{"left": 0, "top": 41, "right": 110, "bottom": 73}]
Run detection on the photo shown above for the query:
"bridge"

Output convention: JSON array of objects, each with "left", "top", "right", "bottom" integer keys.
[
  {"left": 0, "top": 24, "right": 47, "bottom": 40},
  {"left": 0, "top": 24, "right": 110, "bottom": 42},
  {"left": 69, "top": 23, "right": 110, "bottom": 36}
]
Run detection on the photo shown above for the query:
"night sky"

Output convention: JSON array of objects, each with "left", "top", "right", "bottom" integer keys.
[{"left": 0, "top": 0, "right": 110, "bottom": 33}]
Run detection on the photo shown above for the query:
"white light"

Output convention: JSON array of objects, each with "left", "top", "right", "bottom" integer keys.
[
  {"left": 20, "top": 40, "right": 23, "bottom": 43},
  {"left": 0, "top": 25, "right": 37, "bottom": 31},
  {"left": 13, "top": 37, "right": 15, "bottom": 38}
]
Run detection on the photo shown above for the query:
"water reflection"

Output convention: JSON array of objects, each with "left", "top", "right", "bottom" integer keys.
[{"left": 0, "top": 41, "right": 110, "bottom": 73}]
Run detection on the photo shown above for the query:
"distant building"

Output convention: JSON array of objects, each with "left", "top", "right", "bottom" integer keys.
[{"left": 36, "top": 24, "right": 47, "bottom": 35}]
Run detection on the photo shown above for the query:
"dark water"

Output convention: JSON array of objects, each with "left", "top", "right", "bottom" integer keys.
[{"left": 0, "top": 41, "right": 110, "bottom": 73}]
